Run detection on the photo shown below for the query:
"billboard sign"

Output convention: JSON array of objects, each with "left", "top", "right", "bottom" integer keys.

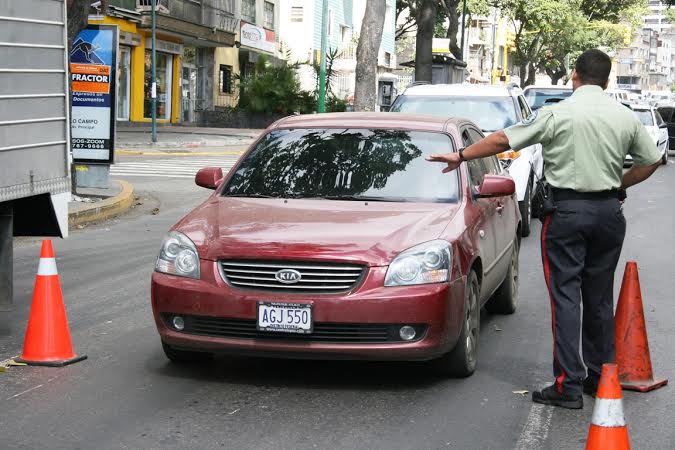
[
  {"left": 70, "top": 25, "right": 117, "bottom": 164},
  {"left": 240, "top": 21, "right": 276, "bottom": 54}
]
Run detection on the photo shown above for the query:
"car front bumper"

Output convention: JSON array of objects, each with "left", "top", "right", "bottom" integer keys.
[{"left": 151, "top": 261, "right": 466, "bottom": 361}]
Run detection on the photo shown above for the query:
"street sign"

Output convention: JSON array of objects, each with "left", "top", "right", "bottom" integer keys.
[{"left": 70, "top": 25, "right": 117, "bottom": 164}]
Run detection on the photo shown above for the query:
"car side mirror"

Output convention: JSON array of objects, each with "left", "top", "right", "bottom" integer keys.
[
  {"left": 477, "top": 174, "right": 516, "bottom": 198},
  {"left": 659, "top": 123, "right": 668, "bottom": 129},
  {"left": 195, "top": 167, "right": 224, "bottom": 190}
]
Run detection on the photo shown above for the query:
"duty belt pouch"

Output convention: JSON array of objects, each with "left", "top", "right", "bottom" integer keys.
[{"left": 533, "top": 181, "right": 556, "bottom": 222}]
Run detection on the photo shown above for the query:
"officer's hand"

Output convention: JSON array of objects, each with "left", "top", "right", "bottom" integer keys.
[{"left": 426, "top": 152, "right": 462, "bottom": 173}]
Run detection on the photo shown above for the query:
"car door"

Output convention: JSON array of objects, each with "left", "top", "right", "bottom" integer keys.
[
  {"left": 654, "top": 109, "right": 669, "bottom": 154},
  {"left": 517, "top": 95, "right": 544, "bottom": 179},
  {"left": 462, "top": 127, "right": 500, "bottom": 300},
  {"left": 657, "top": 106, "right": 675, "bottom": 150},
  {"left": 469, "top": 127, "right": 516, "bottom": 289}
]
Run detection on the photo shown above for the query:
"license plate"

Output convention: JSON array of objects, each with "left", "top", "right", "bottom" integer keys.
[{"left": 257, "top": 302, "right": 313, "bottom": 334}]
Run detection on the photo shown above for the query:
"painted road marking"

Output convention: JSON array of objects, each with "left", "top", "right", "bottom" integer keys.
[
  {"left": 515, "top": 404, "right": 553, "bottom": 450},
  {"left": 110, "top": 157, "right": 240, "bottom": 179}
]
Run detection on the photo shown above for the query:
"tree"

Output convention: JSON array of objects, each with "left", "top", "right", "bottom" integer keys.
[
  {"left": 354, "top": 0, "right": 386, "bottom": 111},
  {"left": 67, "top": 0, "right": 90, "bottom": 49},
  {"left": 415, "top": 0, "right": 439, "bottom": 82}
]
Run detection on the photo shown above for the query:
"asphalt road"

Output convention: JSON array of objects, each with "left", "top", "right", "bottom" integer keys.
[{"left": 1, "top": 155, "right": 673, "bottom": 450}]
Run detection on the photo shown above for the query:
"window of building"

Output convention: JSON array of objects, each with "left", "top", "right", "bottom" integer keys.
[
  {"left": 242, "top": 0, "right": 255, "bottom": 23},
  {"left": 264, "top": 1, "right": 274, "bottom": 29},
  {"left": 327, "top": 9, "right": 333, "bottom": 37},
  {"left": 383, "top": 52, "right": 391, "bottom": 67},
  {"left": 340, "top": 25, "right": 349, "bottom": 43},
  {"left": 144, "top": 50, "right": 173, "bottom": 120},
  {"left": 219, "top": 65, "right": 233, "bottom": 94},
  {"left": 291, "top": 6, "right": 303, "bottom": 22}
]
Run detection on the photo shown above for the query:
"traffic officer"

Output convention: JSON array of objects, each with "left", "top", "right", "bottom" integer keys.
[{"left": 427, "top": 49, "right": 662, "bottom": 409}]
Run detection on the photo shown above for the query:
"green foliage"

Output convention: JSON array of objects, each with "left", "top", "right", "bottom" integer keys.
[
  {"left": 238, "top": 56, "right": 313, "bottom": 115},
  {"left": 326, "top": 96, "right": 348, "bottom": 112}
]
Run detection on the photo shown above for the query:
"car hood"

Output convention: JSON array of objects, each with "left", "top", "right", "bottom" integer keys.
[{"left": 175, "top": 197, "right": 460, "bottom": 266}]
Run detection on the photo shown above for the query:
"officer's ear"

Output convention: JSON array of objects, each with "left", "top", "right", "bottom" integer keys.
[{"left": 602, "top": 79, "right": 609, "bottom": 90}]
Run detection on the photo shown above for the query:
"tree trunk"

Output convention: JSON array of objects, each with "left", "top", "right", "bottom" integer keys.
[
  {"left": 415, "top": 0, "right": 438, "bottom": 83},
  {"left": 442, "top": 0, "right": 462, "bottom": 60},
  {"left": 525, "top": 62, "right": 537, "bottom": 87},
  {"left": 354, "top": 0, "right": 386, "bottom": 112},
  {"left": 519, "top": 62, "right": 528, "bottom": 88},
  {"left": 67, "top": 0, "right": 90, "bottom": 50}
]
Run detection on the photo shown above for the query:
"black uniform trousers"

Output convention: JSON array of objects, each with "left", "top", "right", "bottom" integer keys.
[{"left": 541, "top": 193, "right": 626, "bottom": 396}]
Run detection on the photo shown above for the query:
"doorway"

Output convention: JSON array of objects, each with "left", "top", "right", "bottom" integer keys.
[{"left": 182, "top": 64, "right": 197, "bottom": 123}]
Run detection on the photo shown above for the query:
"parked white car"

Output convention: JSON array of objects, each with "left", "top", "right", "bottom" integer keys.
[
  {"left": 627, "top": 105, "right": 669, "bottom": 166},
  {"left": 390, "top": 83, "right": 543, "bottom": 237}
]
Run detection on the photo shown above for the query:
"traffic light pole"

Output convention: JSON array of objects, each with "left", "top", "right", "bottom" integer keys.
[{"left": 318, "top": 0, "right": 328, "bottom": 113}]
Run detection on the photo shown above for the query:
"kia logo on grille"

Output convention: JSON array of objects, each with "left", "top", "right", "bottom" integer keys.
[{"left": 275, "top": 269, "right": 302, "bottom": 284}]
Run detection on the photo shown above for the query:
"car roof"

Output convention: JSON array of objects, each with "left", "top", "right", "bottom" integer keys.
[
  {"left": 269, "top": 112, "right": 470, "bottom": 133},
  {"left": 523, "top": 85, "right": 573, "bottom": 91},
  {"left": 400, "top": 83, "right": 520, "bottom": 98}
]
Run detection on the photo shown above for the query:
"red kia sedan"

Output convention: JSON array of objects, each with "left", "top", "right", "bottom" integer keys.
[{"left": 151, "top": 113, "right": 521, "bottom": 377}]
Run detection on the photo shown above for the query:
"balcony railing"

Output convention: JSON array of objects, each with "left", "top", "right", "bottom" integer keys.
[{"left": 132, "top": 0, "right": 235, "bottom": 31}]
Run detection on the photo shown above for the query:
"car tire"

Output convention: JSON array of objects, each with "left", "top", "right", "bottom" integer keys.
[
  {"left": 485, "top": 237, "right": 519, "bottom": 315},
  {"left": 433, "top": 270, "right": 480, "bottom": 378},
  {"left": 162, "top": 341, "right": 213, "bottom": 364},
  {"left": 519, "top": 180, "right": 532, "bottom": 238}
]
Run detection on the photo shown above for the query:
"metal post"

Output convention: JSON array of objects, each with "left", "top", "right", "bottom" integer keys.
[
  {"left": 318, "top": 0, "right": 328, "bottom": 113},
  {"left": 460, "top": 0, "right": 468, "bottom": 61},
  {"left": 0, "top": 203, "right": 13, "bottom": 311},
  {"left": 490, "top": 8, "right": 497, "bottom": 84},
  {"left": 151, "top": 0, "right": 157, "bottom": 142}
]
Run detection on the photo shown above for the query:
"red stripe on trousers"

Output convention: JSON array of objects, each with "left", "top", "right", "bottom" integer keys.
[{"left": 541, "top": 215, "right": 567, "bottom": 394}]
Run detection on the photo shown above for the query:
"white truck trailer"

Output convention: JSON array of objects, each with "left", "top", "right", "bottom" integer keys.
[{"left": 0, "top": 0, "right": 71, "bottom": 310}]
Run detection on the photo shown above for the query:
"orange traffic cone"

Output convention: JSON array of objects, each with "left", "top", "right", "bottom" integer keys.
[
  {"left": 614, "top": 261, "right": 667, "bottom": 392},
  {"left": 16, "top": 240, "right": 86, "bottom": 367},
  {"left": 585, "top": 363, "right": 631, "bottom": 450}
]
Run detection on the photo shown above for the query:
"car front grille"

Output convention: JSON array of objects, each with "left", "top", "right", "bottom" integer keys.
[
  {"left": 162, "top": 314, "right": 426, "bottom": 343},
  {"left": 219, "top": 260, "right": 366, "bottom": 294}
]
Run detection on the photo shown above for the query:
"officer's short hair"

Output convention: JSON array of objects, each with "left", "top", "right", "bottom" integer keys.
[{"left": 575, "top": 50, "right": 611, "bottom": 87}]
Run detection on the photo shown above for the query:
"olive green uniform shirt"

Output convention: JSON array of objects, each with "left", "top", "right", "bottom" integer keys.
[{"left": 504, "top": 85, "right": 662, "bottom": 192}]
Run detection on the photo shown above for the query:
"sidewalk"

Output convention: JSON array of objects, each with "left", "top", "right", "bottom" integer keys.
[
  {"left": 116, "top": 124, "right": 263, "bottom": 152},
  {"left": 68, "top": 180, "right": 135, "bottom": 228}
]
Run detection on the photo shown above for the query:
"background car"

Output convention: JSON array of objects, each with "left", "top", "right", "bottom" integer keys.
[
  {"left": 390, "top": 83, "right": 541, "bottom": 237},
  {"left": 523, "top": 85, "right": 573, "bottom": 111},
  {"left": 627, "top": 105, "right": 669, "bottom": 166},
  {"left": 656, "top": 105, "right": 675, "bottom": 156},
  {"left": 151, "top": 113, "right": 521, "bottom": 378}
]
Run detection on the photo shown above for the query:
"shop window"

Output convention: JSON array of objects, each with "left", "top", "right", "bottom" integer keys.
[
  {"left": 264, "top": 1, "right": 274, "bottom": 29},
  {"left": 242, "top": 0, "right": 255, "bottom": 23},
  {"left": 219, "top": 65, "right": 233, "bottom": 94},
  {"left": 144, "top": 50, "right": 173, "bottom": 120}
]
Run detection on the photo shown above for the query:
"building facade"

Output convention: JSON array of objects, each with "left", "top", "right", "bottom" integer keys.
[
  {"left": 91, "top": 0, "right": 237, "bottom": 124},
  {"left": 278, "top": 0, "right": 397, "bottom": 110}
]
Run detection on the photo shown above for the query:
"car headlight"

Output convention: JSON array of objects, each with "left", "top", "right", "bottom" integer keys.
[
  {"left": 155, "top": 231, "right": 201, "bottom": 279},
  {"left": 385, "top": 240, "right": 452, "bottom": 287}
]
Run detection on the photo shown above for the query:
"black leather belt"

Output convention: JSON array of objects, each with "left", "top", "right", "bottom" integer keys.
[{"left": 551, "top": 188, "right": 619, "bottom": 201}]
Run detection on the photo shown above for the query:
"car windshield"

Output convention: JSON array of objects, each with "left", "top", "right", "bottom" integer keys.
[
  {"left": 524, "top": 88, "right": 573, "bottom": 110},
  {"left": 634, "top": 110, "right": 654, "bottom": 126},
  {"left": 390, "top": 95, "right": 517, "bottom": 132},
  {"left": 222, "top": 128, "right": 460, "bottom": 203}
]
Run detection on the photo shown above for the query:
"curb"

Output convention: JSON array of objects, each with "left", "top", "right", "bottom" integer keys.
[{"left": 68, "top": 180, "right": 135, "bottom": 227}]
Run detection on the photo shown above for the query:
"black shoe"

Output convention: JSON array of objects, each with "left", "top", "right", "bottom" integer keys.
[
  {"left": 532, "top": 385, "right": 583, "bottom": 409},
  {"left": 583, "top": 377, "right": 598, "bottom": 398}
]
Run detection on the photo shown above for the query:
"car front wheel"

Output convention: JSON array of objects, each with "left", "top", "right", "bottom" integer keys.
[{"left": 433, "top": 270, "right": 480, "bottom": 377}]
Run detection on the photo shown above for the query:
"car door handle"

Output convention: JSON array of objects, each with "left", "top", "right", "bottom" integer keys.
[{"left": 496, "top": 203, "right": 504, "bottom": 215}]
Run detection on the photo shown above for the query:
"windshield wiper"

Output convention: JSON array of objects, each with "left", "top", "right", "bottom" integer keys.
[
  {"left": 223, "top": 193, "right": 275, "bottom": 198},
  {"left": 319, "top": 195, "right": 404, "bottom": 202}
]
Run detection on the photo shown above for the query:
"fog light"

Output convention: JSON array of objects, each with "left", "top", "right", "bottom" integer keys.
[
  {"left": 172, "top": 316, "right": 185, "bottom": 331},
  {"left": 399, "top": 325, "right": 416, "bottom": 341}
]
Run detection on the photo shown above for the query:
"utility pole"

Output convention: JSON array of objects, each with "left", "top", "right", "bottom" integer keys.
[
  {"left": 151, "top": 0, "right": 157, "bottom": 142},
  {"left": 318, "top": 0, "right": 328, "bottom": 112},
  {"left": 460, "top": 0, "right": 468, "bottom": 61}
]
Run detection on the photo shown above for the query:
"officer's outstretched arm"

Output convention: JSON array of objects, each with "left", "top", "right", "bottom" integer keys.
[
  {"left": 426, "top": 131, "right": 511, "bottom": 173},
  {"left": 621, "top": 161, "right": 660, "bottom": 190}
]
